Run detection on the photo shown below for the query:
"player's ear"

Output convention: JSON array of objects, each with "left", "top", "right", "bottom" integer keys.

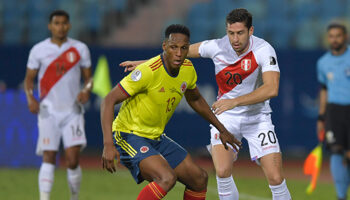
[
  {"left": 249, "top": 26, "right": 254, "bottom": 36},
  {"left": 162, "top": 41, "right": 167, "bottom": 51}
]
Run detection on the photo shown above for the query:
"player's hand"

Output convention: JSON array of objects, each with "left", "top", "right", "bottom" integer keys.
[
  {"left": 212, "top": 99, "right": 238, "bottom": 115},
  {"left": 317, "top": 120, "right": 325, "bottom": 142},
  {"left": 27, "top": 96, "right": 39, "bottom": 114},
  {"left": 119, "top": 61, "right": 139, "bottom": 72},
  {"left": 219, "top": 130, "right": 242, "bottom": 151},
  {"left": 102, "top": 143, "right": 119, "bottom": 173},
  {"left": 77, "top": 90, "right": 90, "bottom": 104}
]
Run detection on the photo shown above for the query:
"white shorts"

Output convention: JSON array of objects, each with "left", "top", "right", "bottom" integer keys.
[
  {"left": 209, "top": 112, "right": 281, "bottom": 161},
  {"left": 36, "top": 106, "right": 87, "bottom": 156}
]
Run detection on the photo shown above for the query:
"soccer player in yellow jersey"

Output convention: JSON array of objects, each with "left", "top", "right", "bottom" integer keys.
[{"left": 101, "top": 24, "right": 241, "bottom": 200}]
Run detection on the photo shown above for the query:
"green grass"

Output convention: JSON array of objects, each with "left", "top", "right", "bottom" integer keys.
[{"left": 0, "top": 168, "right": 336, "bottom": 200}]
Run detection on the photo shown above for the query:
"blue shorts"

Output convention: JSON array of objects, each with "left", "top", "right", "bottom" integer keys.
[{"left": 113, "top": 131, "right": 188, "bottom": 184}]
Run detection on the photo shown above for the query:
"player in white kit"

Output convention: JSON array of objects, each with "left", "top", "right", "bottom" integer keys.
[
  {"left": 120, "top": 8, "right": 292, "bottom": 200},
  {"left": 24, "top": 10, "right": 92, "bottom": 200}
]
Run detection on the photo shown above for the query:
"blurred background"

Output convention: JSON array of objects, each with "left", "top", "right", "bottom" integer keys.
[{"left": 1, "top": 0, "right": 349, "bottom": 168}]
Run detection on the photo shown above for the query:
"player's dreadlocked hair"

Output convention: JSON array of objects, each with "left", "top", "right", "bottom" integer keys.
[
  {"left": 226, "top": 8, "right": 252, "bottom": 29},
  {"left": 164, "top": 24, "right": 190, "bottom": 39},
  {"left": 49, "top": 10, "right": 70, "bottom": 22},
  {"left": 327, "top": 23, "right": 347, "bottom": 34}
]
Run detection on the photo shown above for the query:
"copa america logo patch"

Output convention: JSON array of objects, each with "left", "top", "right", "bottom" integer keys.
[
  {"left": 140, "top": 146, "right": 149, "bottom": 153},
  {"left": 180, "top": 82, "right": 187, "bottom": 93},
  {"left": 131, "top": 69, "right": 142, "bottom": 81},
  {"left": 66, "top": 51, "right": 77, "bottom": 63},
  {"left": 241, "top": 59, "right": 251, "bottom": 71}
]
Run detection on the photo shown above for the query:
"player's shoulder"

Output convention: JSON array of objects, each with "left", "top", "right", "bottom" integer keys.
[
  {"left": 30, "top": 38, "right": 51, "bottom": 53},
  {"left": 140, "top": 55, "right": 162, "bottom": 72},
  {"left": 67, "top": 38, "right": 89, "bottom": 50},
  {"left": 251, "top": 35, "right": 274, "bottom": 52},
  {"left": 317, "top": 51, "right": 332, "bottom": 66}
]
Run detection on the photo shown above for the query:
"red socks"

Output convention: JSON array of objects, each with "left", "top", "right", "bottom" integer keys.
[
  {"left": 183, "top": 188, "right": 207, "bottom": 200},
  {"left": 137, "top": 182, "right": 167, "bottom": 200}
]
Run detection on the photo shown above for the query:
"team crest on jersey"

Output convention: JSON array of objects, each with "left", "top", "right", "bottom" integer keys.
[
  {"left": 140, "top": 146, "right": 149, "bottom": 153},
  {"left": 180, "top": 82, "right": 187, "bottom": 93},
  {"left": 66, "top": 51, "right": 77, "bottom": 63},
  {"left": 241, "top": 59, "right": 251, "bottom": 71},
  {"left": 131, "top": 69, "right": 142, "bottom": 81}
]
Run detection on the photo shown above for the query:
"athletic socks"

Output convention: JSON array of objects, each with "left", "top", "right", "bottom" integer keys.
[
  {"left": 39, "top": 162, "right": 55, "bottom": 200},
  {"left": 183, "top": 188, "right": 207, "bottom": 200},
  {"left": 269, "top": 179, "right": 291, "bottom": 200},
  {"left": 216, "top": 175, "right": 239, "bottom": 200},
  {"left": 331, "top": 154, "right": 348, "bottom": 199},
  {"left": 67, "top": 165, "right": 82, "bottom": 200},
  {"left": 136, "top": 182, "right": 167, "bottom": 200}
]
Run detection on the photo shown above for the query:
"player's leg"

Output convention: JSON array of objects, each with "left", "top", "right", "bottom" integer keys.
[
  {"left": 37, "top": 114, "right": 61, "bottom": 200},
  {"left": 325, "top": 104, "right": 349, "bottom": 200},
  {"left": 243, "top": 113, "right": 291, "bottom": 200},
  {"left": 138, "top": 155, "right": 177, "bottom": 199},
  {"left": 62, "top": 113, "right": 86, "bottom": 200},
  {"left": 209, "top": 113, "right": 241, "bottom": 200},
  {"left": 114, "top": 131, "right": 176, "bottom": 199},
  {"left": 259, "top": 153, "right": 291, "bottom": 200},
  {"left": 64, "top": 145, "right": 82, "bottom": 200},
  {"left": 212, "top": 144, "right": 239, "bottom": 200},
  {"left": 174, "top": 154, "right": 208, "bottom": 200}
]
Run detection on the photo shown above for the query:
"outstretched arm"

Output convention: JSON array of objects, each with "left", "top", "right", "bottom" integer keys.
[
  {"left": 185, "top": 87, "right": 242, "bottom": 150},
  {"left": 119, "top": 42, "right": 203, "bottom": 72},
  {"left": 24, "top": 68, "right": 39, "bottom": 114},
  {"left": 212, "top": 71, "right": 280, "bottom": 115},
  {"left": 101, "top": 84, "right": 129, "bottom": 173}
]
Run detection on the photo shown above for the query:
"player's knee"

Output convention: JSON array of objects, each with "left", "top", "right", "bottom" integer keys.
[
  {"left": 268, "top": 174, "right": 284, "bottom": 186},
  {"left": 158, "top": 170, "right": 177, "bottom": 190},
  {"left": 66, "top": 158, "right": 79, "bottom": 169},
  {"left": 216, "top": 166, "right": 232, "bottom": 178},
  {"left": 194, "top": 169, "right": 208, "bottom": 190},
  {"left": 42, "top": 151, "right": 57, "bottom": 164}
]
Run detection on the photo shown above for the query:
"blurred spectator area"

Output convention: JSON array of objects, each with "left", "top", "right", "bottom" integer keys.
[{"left": 0, "top": 0, "right": 350, "bottom": 49}]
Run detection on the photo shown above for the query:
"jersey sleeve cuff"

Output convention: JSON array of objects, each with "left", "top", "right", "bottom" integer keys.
[{"left": 118, "top": 83, "right": 131, "bottom": 97}]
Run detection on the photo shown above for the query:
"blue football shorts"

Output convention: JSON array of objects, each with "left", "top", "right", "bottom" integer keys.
[{"left": 113, "top": 131, "right": 188, "bottom": 184}]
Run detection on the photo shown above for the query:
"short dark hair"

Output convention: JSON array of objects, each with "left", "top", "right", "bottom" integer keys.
[
  {"left": 49, "top": 10, "right": 70, "bottom": 22},
  {"left": 327, "top": 23, "right": 347, "bottom": 34},
  {"left": 226, "top": 8, "right": 252, "bottom": 29},
  {"left": 165, "top": 24, "right": 190, "bottom": 39}
]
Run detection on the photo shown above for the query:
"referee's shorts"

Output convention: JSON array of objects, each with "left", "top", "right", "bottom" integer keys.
[{"left": 325, "top": 104, "right": 350, "bottom": 151}]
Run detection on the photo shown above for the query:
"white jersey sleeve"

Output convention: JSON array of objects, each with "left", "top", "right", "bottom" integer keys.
[
  {"left": 79, "top": 43, "right": 91, "bottom": 68},
  {"left": 254, "top": 43, "right": 280, "bottom": 73},
  {"left": 198, "top": 39, "right": 220, "bottom": 59},
  {"left": 27, "top": 45, "right": 40, "bottom": 70}
]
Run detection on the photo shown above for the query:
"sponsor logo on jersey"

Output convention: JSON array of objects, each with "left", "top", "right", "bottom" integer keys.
[
  {"left": 241, "top": 59, "right": 251, "bottom": 71},
  {"left": 159, "top": 87, "right": 165, "bottom": 92},
  {"left": 131, "top": 69, "right": 142, "bottom": 81},
  {"left": 269, "top": 56, "right": 277, "bottom": 65},
  {"left": 180, "top": 82, "right": 187, "bottom": 93},
  {"left": 214, "top": 133, "right": 219, "bottom": 140},
  {"left": 140, "top": 146, "right": 149, "bottom": 153},
  {"left": 327, "top": 72, "right": 334, "bottom": 81},
  {"left": 66, "top": 51, "right": 77, "bottom": 63}
]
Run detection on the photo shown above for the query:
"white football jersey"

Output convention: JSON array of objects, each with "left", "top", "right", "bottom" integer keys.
[
  {"left": 27, "top": 38, "right": 91, "bottom": 113},
  {"left": 199, "top": 35, "right": 279, "bottom": 114}
]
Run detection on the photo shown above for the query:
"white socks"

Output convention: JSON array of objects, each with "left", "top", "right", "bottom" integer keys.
[
  {"left": 269, "top": 179, "right": 291, "bottom": 200},
  {"left": 67, "top": 166, "right": 82, "bottom": 200},
  {"left": 39, "top": 163, "right": 55, "bottom": 200},
  {"left": 216, "top": 176, "right": 239, "bottom": 200}
]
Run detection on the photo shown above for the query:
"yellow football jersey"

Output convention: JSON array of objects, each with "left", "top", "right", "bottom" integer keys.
[{"left": 112, "top": 54, "right": 197, "bottom": 139}]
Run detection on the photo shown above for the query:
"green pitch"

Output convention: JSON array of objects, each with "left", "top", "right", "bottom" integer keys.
[{"left": 1, "top": 168, "right": 335, "bottom": 200}]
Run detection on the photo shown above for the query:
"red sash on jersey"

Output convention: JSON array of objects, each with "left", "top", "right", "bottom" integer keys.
[
  {"left": 40, "top": 47, "right": 81, "bottom": 99},
  {"left": 216, "top": 51, "right": 258, "bottom": 98}
]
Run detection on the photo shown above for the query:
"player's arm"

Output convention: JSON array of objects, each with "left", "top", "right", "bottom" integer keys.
[
  {"left": 24, "top": 68, "right": 39, "bottom": 114},
  {"left": 184, "top": 87, "right": 242, "bottom": 150},
  {"left": 77, "top": 67, "right": 93, "bottom": 104},
  {"left": 212, "top": 71, "right": 279, "bottom": 115},
  {"left": 119, "top": 42, "right": 203, "bottom": 72},
  {"left": 100, "top": 84, "right": 129, "bottom": 173}
]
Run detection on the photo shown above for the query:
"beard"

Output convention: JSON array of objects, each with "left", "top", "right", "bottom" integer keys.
[{"left": 330, "top": 42, "right": 345, "bottom": 52}]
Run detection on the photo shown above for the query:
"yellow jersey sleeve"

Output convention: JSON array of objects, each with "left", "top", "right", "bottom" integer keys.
[{"left": 118, "top": 64, "right": 153, "bottom": 96}]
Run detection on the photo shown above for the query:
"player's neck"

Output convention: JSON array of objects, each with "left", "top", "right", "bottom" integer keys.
[
  {"left": 331, "top": 45, "right": 347, "bottom": 56},
  {"left": 162, "top": 53, "right": 180, "bottom": 77},
  {"left": 50, "top": 37, "right": 68, "bottom": 47}
]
